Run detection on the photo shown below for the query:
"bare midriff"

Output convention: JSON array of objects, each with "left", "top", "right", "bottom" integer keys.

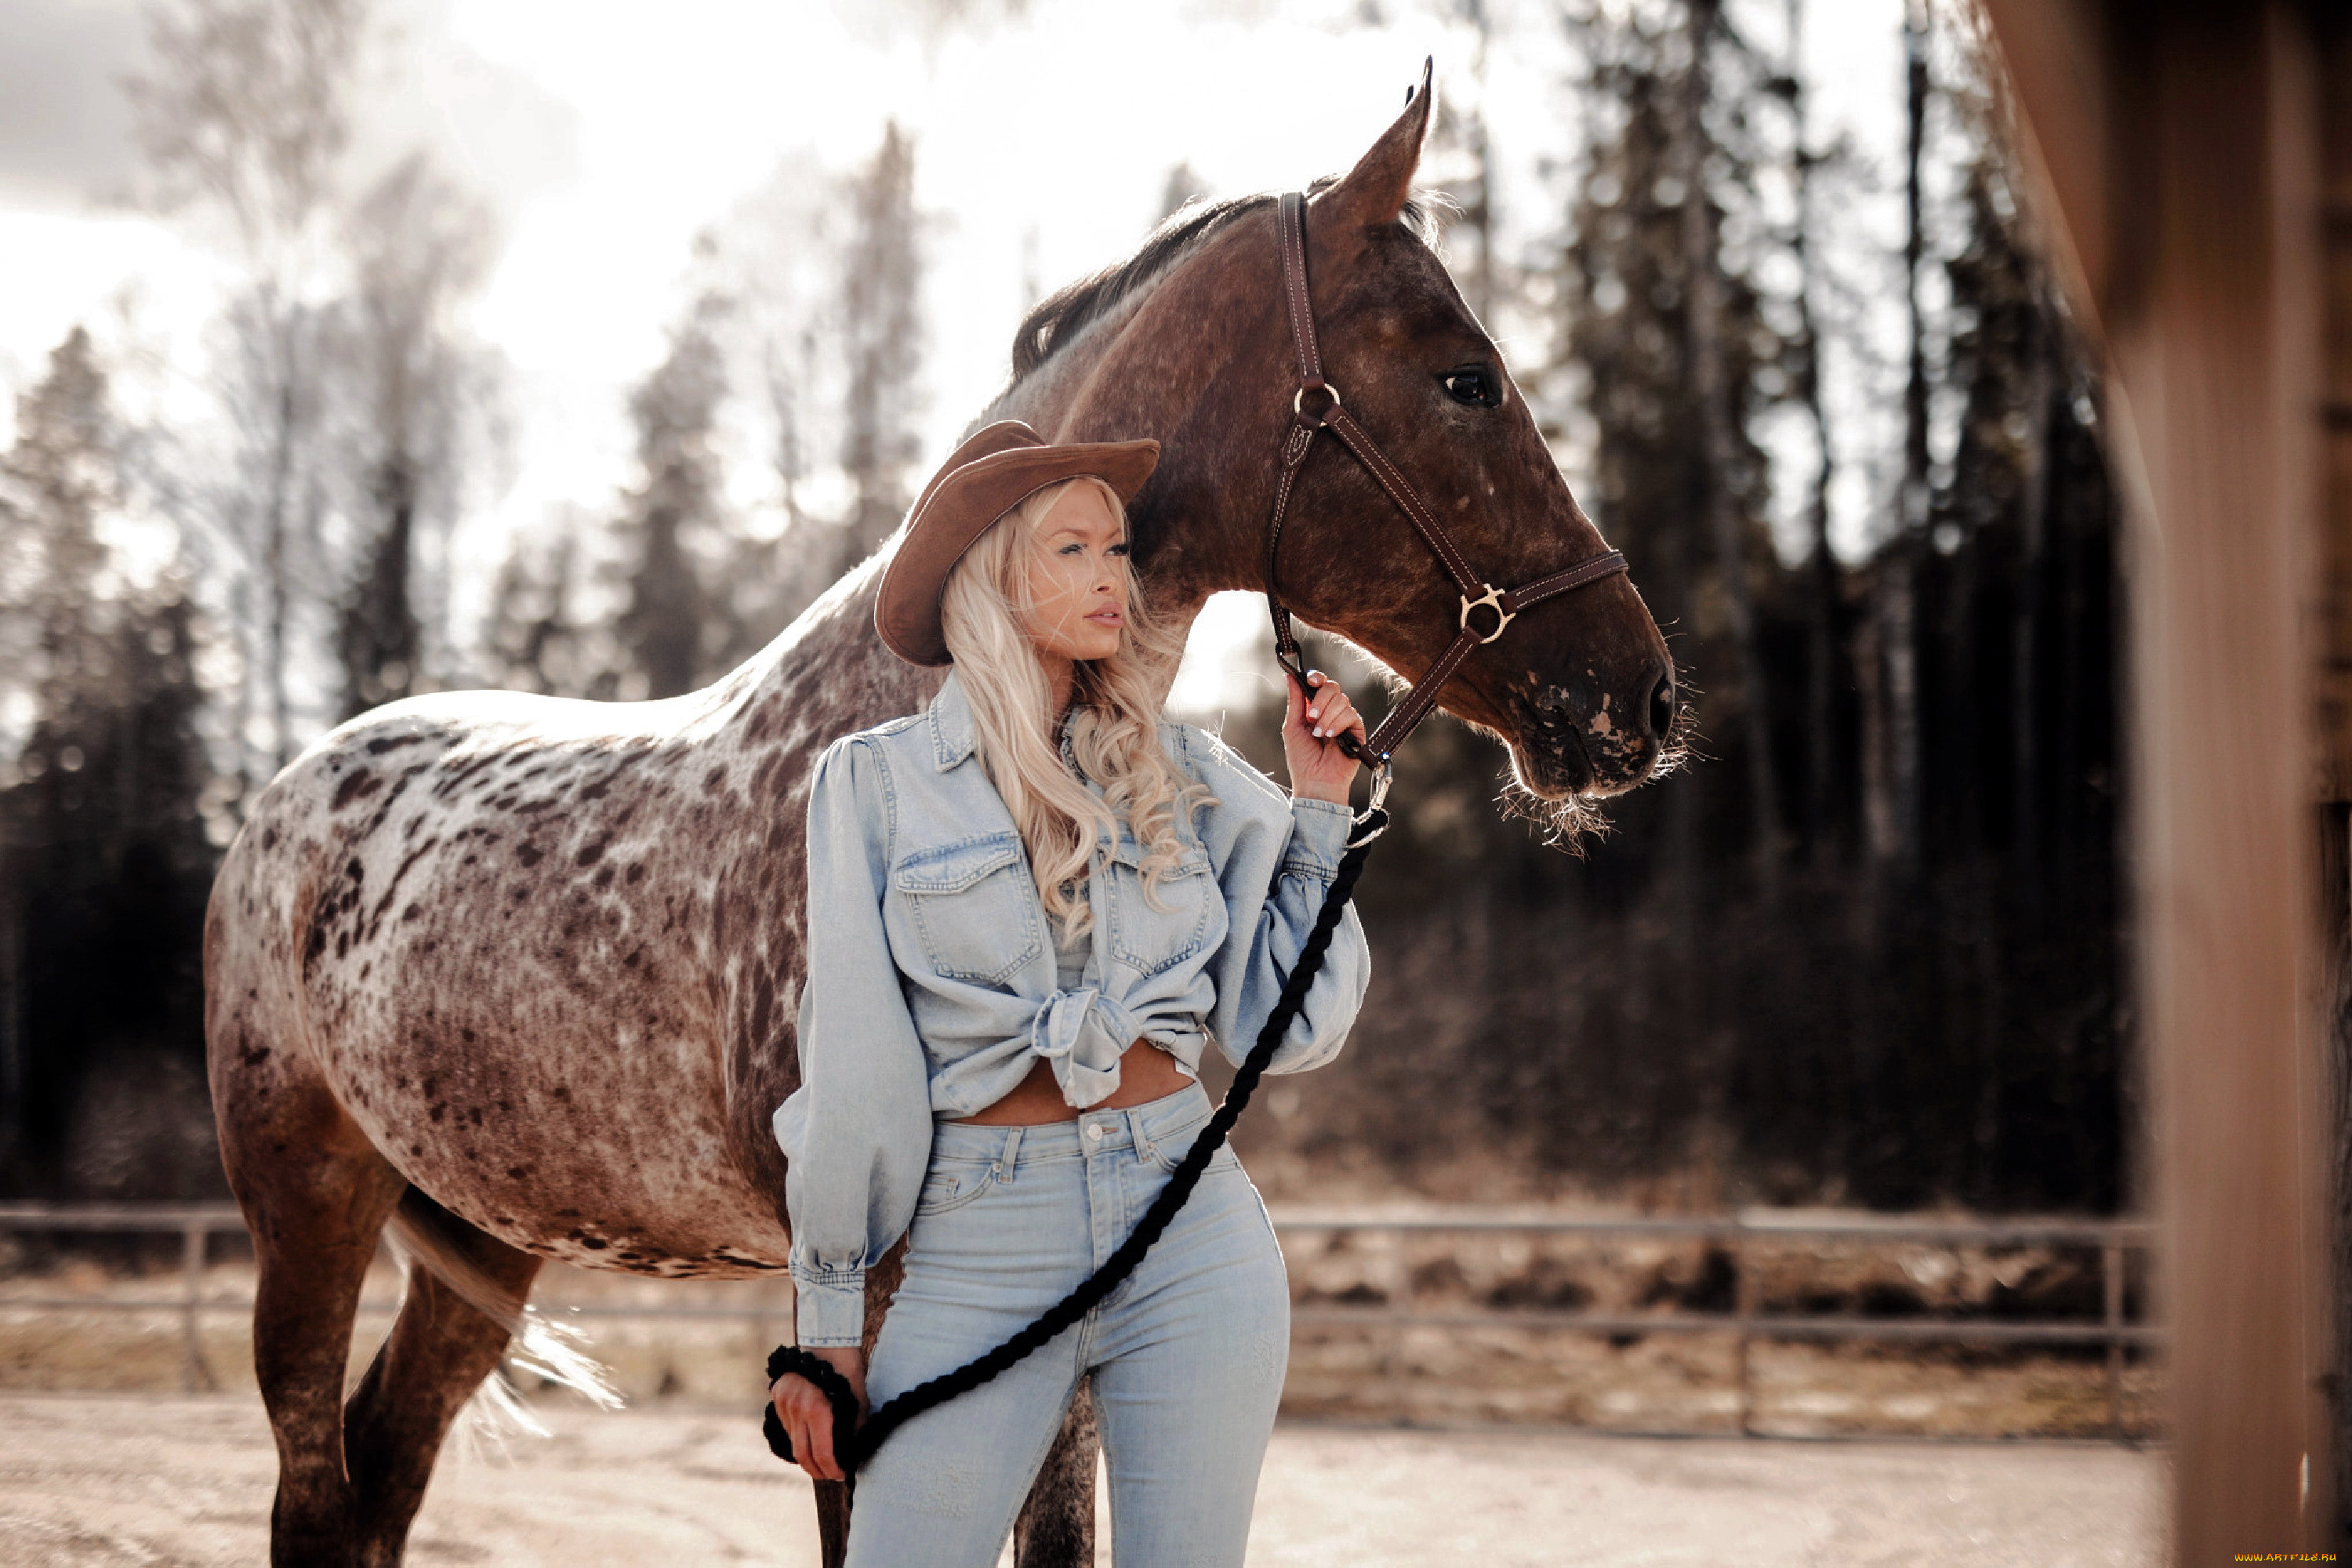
[{"left": 952, "top": 1040, "right": 1192, "bottom": 1126}]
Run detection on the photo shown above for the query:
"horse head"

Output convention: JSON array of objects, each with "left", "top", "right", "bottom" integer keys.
[{"left": 1027, "top": 69, "right": 1676, "bottom": 808}]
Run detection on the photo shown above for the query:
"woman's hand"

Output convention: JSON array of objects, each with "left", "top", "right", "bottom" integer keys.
[
  {"left": 770, "top": 1345, "right": 869, "bottom": 1483},
  {"left": 1282, "top": 670, "right": 1366, "bottom": 805}
]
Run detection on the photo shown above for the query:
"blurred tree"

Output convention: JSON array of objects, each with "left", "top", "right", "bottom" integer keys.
[
  {"left": 123, "top": 0, "right": 368, "bottom": 786},
  {"left": 1779, "top": 0, "right": 1849, "bottom": 856},
  {"left": 610, "top": 281, "right": 733, "bottom": 700},
  {"left": 1676, "top": 0, "right": 1785, "bottom": 874},
  {"left": 1860, "top": 0, "right": 1934, "bottom": 873},
  {"left": 1157, "top": 162, "right": 1211, "bottom": 223},
  {"left": 481, "top": 524, "right": 592, "bottom": 699},
  {"left": 329, "top": 154, "right": 505, "bottom": 720},
  {"left": 0, "top": 328, "right": 216, "bottom": 1196},
  {"left": 1556, "top": 0, "right": 1788, "bottom": 897},
  {"left": 485, "top": 122, "right": 935, "bottom": 707},
  {"left": 838, "top": 122, "right": 924, "bottom": 578},
  {"left": 714, "top": 151, "right": 844, "bottom": 654},
  {"left": 1423, "top": 0, "right": 1499, "bottom": 325}
]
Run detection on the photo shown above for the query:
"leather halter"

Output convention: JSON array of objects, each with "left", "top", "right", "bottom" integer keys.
[{"left": 1261, "top": 190, "right": 1629, "bottom": 776}]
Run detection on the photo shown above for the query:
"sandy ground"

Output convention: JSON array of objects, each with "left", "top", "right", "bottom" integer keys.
[{"left": 0, "top": 1392, "right": 2165, "bottom": 1566}]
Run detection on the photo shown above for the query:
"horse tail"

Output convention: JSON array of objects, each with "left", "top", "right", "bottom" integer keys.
[{"left": 385, "top": 1186, "right": 624, "bottom": 1444}]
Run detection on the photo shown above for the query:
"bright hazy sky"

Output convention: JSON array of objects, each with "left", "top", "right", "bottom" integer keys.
[{"left": 0, "top": 0, "right": 1912, "bottom": 713}]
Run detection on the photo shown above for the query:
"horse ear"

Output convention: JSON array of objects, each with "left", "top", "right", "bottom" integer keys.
[{"left": 1315, "top": 58, "right": 1434, "bottom": 229}]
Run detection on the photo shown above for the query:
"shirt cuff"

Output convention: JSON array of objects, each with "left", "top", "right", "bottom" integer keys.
[
  {"left": 792, "top": 1265, "right": 867, "bottom": 1347},
  {"left": 1283, "top": 796, "right": 1355, "bottom": 877}
]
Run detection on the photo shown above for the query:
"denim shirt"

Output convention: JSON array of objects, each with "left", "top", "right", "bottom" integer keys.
[{"left": 771, "top": 669, "right": 1370, "bottom": 1345}]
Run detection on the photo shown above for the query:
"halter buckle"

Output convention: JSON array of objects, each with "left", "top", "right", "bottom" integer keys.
[
  {"left": 1292, "top": 382, "right": 1345, "bottom": 425},
  {"left": 1459, "top": 585, "right": 1515, "bottom": 644}
]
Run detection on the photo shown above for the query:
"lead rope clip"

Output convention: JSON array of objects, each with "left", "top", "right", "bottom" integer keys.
[{"left": 1346, "top": 763, "right": 1392, "bottom": 848}]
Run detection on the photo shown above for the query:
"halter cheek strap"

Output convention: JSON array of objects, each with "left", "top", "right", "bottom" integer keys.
[{"left": 1261, "top": 190, "right": 1628, "bottom": 771}]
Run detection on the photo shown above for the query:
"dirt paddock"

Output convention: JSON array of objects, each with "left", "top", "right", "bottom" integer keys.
[{"left": 0, "top": 1392, "right": 2164, "bottom": 1566}]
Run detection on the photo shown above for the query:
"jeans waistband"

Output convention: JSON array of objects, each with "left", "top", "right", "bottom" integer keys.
[{"left": 928, "top": 1080, "right": 1214, "bottom": 1169}]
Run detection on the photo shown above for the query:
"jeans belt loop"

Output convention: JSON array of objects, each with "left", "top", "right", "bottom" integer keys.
[
  {"left": 996, "top": 1124, "right": 1024, "bottom": 1185},
  {"left": 1127, "top": 1105, "right": 1155, "bottom": 1164}
]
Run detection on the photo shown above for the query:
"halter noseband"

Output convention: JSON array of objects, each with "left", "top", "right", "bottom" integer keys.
[{"left": 1261, "top": 190, "right": 1629, "bottom": 785}]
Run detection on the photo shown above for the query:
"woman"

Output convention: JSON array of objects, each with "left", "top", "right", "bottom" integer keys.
[{"left": 768, "top": 419, "right": 1370, "bottom": 1566}]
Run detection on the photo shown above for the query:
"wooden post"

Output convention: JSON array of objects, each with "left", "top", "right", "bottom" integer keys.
[
  {"left": 1733, "top": 1230, "right": 1755, "bottom": 1438},
  {"left": 179, "top": 1220, "right": 213, "bottom": 1393},
  {"left": 1976, "top": 1, "right": 2336, "bottom": 1552},
  {"left": 1385, "top": 1226, "right": 1411, "bottom": 1427},
  {"left": 2113, "top": 12, "right": 2330, "bottom": 1549},
  {"left": 2103, "top": 1238, "right": 2125, "bottom": 1441}
]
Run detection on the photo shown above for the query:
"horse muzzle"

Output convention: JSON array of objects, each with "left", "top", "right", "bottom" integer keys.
[{"left": 1510, "top": 669, "right": 1675, "bottom": 800}]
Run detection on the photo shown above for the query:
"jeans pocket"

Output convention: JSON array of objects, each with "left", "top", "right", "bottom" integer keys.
[
  {"left": 912, "top": 1161, "right": 999, "bottom": 1218},
  {"left": 891, "top": 832, "right": 1044, "bottom": 985},
  {"left": 1147, "top": 1123, "right": 1241, "bottom": 1178}
]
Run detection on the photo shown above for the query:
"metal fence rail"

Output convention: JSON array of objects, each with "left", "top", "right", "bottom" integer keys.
[{"left": 0, "top": 1202, "right": 2158, "bottom": 1439}]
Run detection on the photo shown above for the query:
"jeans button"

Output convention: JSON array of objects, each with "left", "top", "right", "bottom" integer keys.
[{"left": 1086, "top": 1123, "right": 1104, "bottom": 1142}]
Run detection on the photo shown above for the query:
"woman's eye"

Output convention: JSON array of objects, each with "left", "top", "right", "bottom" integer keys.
[
  {"left": 1442, "top": 368, "right": 1500, "bottom": 408},
  {"left": 1108, "top": 543, "right": 1129, "bottom": 557}
]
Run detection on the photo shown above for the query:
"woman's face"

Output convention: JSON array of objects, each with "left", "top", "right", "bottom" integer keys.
[{"left": 1017, "top": 481, "right": 1130, "bottom": 666}]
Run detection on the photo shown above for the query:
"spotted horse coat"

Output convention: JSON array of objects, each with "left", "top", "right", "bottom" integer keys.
[{"left": 205, "top": 74, "right": 1675, "bottom": 1568}]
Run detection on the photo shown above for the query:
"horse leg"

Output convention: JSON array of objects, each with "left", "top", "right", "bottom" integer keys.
[
  {"left": 814, "top": 1479, "right": 852, "bottom": 1568},
  {"left": 1013, "top": 1378, "right": 1099, "bottom": 1568},
  {"left": 228, "top": 1083, "right": 406, "bottom": 1566},
  {"left": 344, "top": 1192, "right": 546, "bottom": 1566}
]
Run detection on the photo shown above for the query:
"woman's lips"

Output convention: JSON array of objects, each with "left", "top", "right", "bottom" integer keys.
[{"left": 1084, "top": 608, "right": 1123, "bottom": 626}]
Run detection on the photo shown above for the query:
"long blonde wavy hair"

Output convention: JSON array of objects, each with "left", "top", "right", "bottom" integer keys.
[{"left": 938, "top": 476, "right": 1215, "bottom": 942}]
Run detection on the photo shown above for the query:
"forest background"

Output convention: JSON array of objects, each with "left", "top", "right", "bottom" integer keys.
[{"left": 0, "top": 0, "right": 2125, "bottom": 1218}]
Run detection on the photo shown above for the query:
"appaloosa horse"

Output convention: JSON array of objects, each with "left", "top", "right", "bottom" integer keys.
[{"left": 205, "top": 74, "right": 1675, "bottom": 1566}]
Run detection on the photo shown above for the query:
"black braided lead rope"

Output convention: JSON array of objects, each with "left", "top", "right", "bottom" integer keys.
[{"left": 764, "top": 807, "right": 1386, "bottom": 1479}]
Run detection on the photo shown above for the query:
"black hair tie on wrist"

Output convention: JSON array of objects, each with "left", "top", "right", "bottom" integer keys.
[{"left": 762, "top": 1344, "right": 862, "bottom": 1474}]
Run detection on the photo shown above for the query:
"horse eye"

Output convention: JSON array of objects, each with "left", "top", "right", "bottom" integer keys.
[{"left": 1443, "top": 368, "right": 1499, "bottom": 408}]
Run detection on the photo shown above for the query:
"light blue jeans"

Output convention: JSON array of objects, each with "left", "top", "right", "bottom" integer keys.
[{"left": 844, "top": 1081, "right": 1291, "bottom": 1567}]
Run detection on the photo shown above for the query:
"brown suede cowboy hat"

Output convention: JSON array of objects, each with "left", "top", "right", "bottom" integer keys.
[{"left": 874, "top": 420, "right": 1160, "bottom": 666}]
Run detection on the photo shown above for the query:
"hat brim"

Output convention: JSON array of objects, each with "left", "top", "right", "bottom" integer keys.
[{"left": 876, "top": 425, "right": 1160, "bottom": 667}]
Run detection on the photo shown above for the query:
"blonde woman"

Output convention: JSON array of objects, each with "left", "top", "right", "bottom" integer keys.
[{"left": 768, "top": 420, "right": 1370, "bottom": 1565}]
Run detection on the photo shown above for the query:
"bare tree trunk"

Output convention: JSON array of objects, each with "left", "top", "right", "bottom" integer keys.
[
  {"left": 1873, "top": 552, "right": 1920, "bottom": 868},
  {"left": 840, "top": 122, "right": 922, "bottom": 573},
  {"left": 1679, "top": 0, "right": 1784, "bottom": 877},
  {"left": 263, "top": 335, "right": 299, "bottom": 771},
  {"left": 336, "top": 453, "right": 420, "bottom": 720},
  {"left": 2011, "top": 326, "right": 2055, "bottom": 874},
  {"left": 0, "top": 825, "right": 20, "bottom": 1169},
  {"left": 227, "top": 575, "right": 256, "bottom": 818},
  {"left": 1464, "top": 0, "right": 1496, "bottom": 327},
  {"left": 1787, "top": 0, "right": 1840, "bottom": 861},
  {"left": 1881, "top": 0, "right": 1933, "bottom": 871}
]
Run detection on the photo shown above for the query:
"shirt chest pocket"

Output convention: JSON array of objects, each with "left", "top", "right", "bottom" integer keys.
[
  {"left": 1102, "top": 836, "right": 1219, "bottom": 978},
  {"left": 891, "top": 833, "right": 1044, "bottom": 986}
]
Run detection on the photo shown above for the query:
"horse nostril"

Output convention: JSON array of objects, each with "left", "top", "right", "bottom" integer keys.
[{"left": 1646, "top": 670, "right": 1675, "bottom": 741}]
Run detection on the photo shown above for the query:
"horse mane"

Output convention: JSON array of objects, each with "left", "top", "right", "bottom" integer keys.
[{"left": 1007, "top": 180, "right": 1440, "bottom": 384}]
